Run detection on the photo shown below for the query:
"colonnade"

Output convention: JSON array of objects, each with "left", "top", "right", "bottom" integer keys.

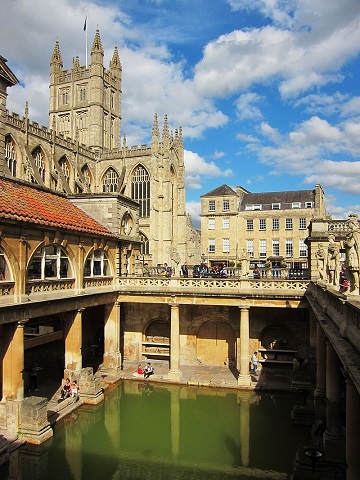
[{"left": 314, "top": 324, "right": 360, "bottom": 479}]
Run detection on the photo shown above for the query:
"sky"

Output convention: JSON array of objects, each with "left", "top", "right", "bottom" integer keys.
[{"left": 2, "top": 0, "right": 360, "bottom": 228}]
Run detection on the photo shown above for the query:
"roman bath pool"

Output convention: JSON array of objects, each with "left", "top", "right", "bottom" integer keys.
[{"left": 0, "top": 381, "right": 312, "bottom": 480}]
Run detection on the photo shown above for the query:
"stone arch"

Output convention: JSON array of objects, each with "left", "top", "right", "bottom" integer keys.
[
  {"left": 144, "top": 319, "right": 170, "bottom": 341},
  {"left": 27, "top": 242, "right": 74, "bottom": 280},
  {"left": 139, "top": 231, "right": 150, "bottom": 255},
  {"left": 0, "top": 239, "right": 17, "bottom": 282},
  {"left": 101, "top": 166, "right": 120, "bottom": 193},
  {"left": 120, "top": 211, "right": 135, "bottom": 236},
  {"left": 197, "top": 320, "right": 236, "bottom": 367},
  {"left": 58, "top": 155, "right": 71, "bottom": 185},
  {"left": 5, "top": 134, "right": 18, "bottom": 177},
  {"left": 259, "top": 323, "right": 296, "bottom": 351},
  {"left": 31, "top": 145, "right": 48, "bottom": 183},
  {"left": 80, "top": 163, "right": 94, "bottom": 191}
]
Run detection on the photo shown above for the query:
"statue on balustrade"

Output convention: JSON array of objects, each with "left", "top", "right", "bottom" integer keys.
[
  {"left": 315, "top": 243, "right": 327, "bottom": 281},
  {"left": 327, "top": 234, "right": 340, "bottom": 285},
  {"left": 240, "top": 248, "right": 250, "bottom": 277},
  {"left": 344, "top": 213, "right": 360, "bottom": 294}
]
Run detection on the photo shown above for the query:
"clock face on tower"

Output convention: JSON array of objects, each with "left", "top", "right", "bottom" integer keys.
[{"left": 121, "top": 213, "right": 133, "bottom": 235}]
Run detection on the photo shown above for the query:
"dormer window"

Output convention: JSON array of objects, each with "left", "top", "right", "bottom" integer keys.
[
  {"left": 305, "top": 201, "right": 313, "bottom": 208},
  {"left": 272, "top": 203, "right": 281, "bottom": 210},
  {"left": 292, "top": 202, "right": 301, "bottom": 208},
  {"left": 245, "top": 204, "right": 262, "bottom": 211}
]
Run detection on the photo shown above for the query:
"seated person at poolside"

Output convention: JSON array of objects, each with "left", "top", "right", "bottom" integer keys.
[
  {"left": 144, "top": 362, "right": 154, "bottom": 379},
  {"left": 60, "top": 378, "right": 71, "bottom": 399},
  {"left": 71, "top": 381, "right": 79, "bottom": 402},
  {"left": 137, "top": 364, "right": 144, "bottom": 374}
]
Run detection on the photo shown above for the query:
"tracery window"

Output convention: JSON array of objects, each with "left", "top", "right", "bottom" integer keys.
[
  {"left": 84, "top": 249, "right": 109, "bottom": 277},
  {"left": 28, "top": 245, "right": 71, "bottom": 280},
  {"left": 140, "top": 232, "right": 150, "bottom": 255},
  {"left": 5, "top": 136, "right": 17, "bottom": 177},
  {"left": 131, "top": 165, "right": 150, "bottom": 217},
  {"left": 81, "top": 164, "right": 92, "bottom": 190},
  {"left": 59, "top": 156, "right": 70, "bottom": 185},
  {"left": 79, "top": 86, "right": 86, "bottom": 102},
  {"left": 102, "top": 167, "right": 119, "bottom": 193},
  {"left": 32, "top": 147, "right": 46, "bottom": 181}
]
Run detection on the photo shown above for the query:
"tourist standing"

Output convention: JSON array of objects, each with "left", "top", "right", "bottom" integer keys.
[{"left": 251, "top": 352, "right": 258, "bottom": 375}]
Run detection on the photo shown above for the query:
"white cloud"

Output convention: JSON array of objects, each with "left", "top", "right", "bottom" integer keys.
[
  {"left": 195, "top": 0, "right": 360, "bottom": 99},
  {"left": 236, "top": 133, "right": 260, "bottom": 143},
  {"left": 235, "top": 93, "right": 263, "bottom": 121},
  {"left": 184, "top": 150, "right": 233, "bottom": 190},
  {"left": 186, "top": 201, "right": 201, "bottom": 229}
]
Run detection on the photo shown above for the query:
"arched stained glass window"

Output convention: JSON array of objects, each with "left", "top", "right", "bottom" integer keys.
[
  {"left": 102, "top": 168, "right": 119, "bottom": 193},
  {"left": 131, "top": 165, "right": 150, "bottom": 217},
  {"left": 5, "top": 135, "right": 17, "bottom": 177}
]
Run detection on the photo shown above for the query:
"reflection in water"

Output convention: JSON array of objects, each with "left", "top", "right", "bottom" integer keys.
[{"left": 0, "top": 381, "right": 311, "bottom": 480}]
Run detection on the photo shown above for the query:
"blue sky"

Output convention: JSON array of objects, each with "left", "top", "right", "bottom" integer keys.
[{"left": 2, "top": 0, "right": 360, "bottom": 227}]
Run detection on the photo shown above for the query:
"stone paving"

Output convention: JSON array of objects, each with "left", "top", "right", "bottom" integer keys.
[{"left": 109, "top": 360, "right": 294, "bottom": 392}]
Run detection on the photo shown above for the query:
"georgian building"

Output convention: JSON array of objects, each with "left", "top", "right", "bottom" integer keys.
[{"left": 200, "top": 183, "right": 327, "bottom": 272}]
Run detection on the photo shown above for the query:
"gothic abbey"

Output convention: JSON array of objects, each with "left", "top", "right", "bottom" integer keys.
[{"left": 1, "top": 30, "right": 200, "bottom": 273}]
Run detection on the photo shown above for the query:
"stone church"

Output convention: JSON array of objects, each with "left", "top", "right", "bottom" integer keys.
[{"left": 2, "top": 30, "right": 200, "bottom": 274}]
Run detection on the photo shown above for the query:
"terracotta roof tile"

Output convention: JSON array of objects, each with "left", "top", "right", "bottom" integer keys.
[{"left": 0, "top": 177, "right": 117, "bottom": 238}]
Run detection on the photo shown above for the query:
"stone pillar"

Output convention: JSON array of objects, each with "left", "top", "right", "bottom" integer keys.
[
  {"left": 103, "top": 301, "right": 122, "bottom": 374},
  {"left": 2, "top": 321, "right": 25, "bottom": 401},
  {"left": 168, "top": 302, "right": 182, "bottom": 381},
  {"left": 346, "top": 378, "right": 360, "bottom": 480},
  {"left": 64, "top": 309, "right": 83, "bottom": 372},
  {"left": 323, "top": 342, "right": 345, "bottom": 461},
  {"left": 314, "top": 324, "right": 326, "bottom": 409},
  {"left": 238, "top": 306, "right": 251, "bottom": 387}
]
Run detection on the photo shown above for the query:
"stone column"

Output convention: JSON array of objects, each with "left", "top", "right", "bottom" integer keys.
[
  {"left": 168, "top": 302, "right": 182, "bottom": 380},
  {"left": 346, "top": 378, "right": 360, "bottom": 480},
  {"left": 323, "top": 341, "right": 345, "bottom": 461},
  {"left": 238, "top": 306, "right": 251, "bottom": 387},
  {"left": 64, "top": 309, "right": 83, "bottom": 372},
  {"left": 2, "top": 321, "right": 25, "bottom": 400},
  {"left": 314, "top": 324, "right": 326, "bottom": 409},
  {"left": 103, "top": 301, "right": 122, "bottom": 374}
]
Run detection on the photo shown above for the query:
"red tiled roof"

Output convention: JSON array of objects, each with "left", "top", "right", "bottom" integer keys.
[{"left": 0, "top": 177, "right": 117, "bottom": 238}]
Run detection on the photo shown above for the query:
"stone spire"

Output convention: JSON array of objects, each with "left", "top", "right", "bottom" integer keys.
[
  {"left": 151, "top": 113, "right": 159, "bottom": 153},
  {"left": 50, "top": 40, "right": 63, "bottom": 67},
  {"left": 162, "top": 114, "right": 170, "bottom": 151},
  {"left": 110, "top": 46, "right": 122, "bottom": 76},
  {"left": 91, "top": 29, "right": 104, "bottom": 65},
  {"left": 72, "top": 56, "right": 80, "bottom": 75}
]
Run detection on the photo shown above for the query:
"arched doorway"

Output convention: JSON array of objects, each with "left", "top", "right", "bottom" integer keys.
[{"left": 197, "top": 321, "right": 236, "bottom": 366}]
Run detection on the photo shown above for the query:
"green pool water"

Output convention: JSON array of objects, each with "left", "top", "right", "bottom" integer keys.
[{"left": 1, "top": 381, "right": 311, "bottom": 479}]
